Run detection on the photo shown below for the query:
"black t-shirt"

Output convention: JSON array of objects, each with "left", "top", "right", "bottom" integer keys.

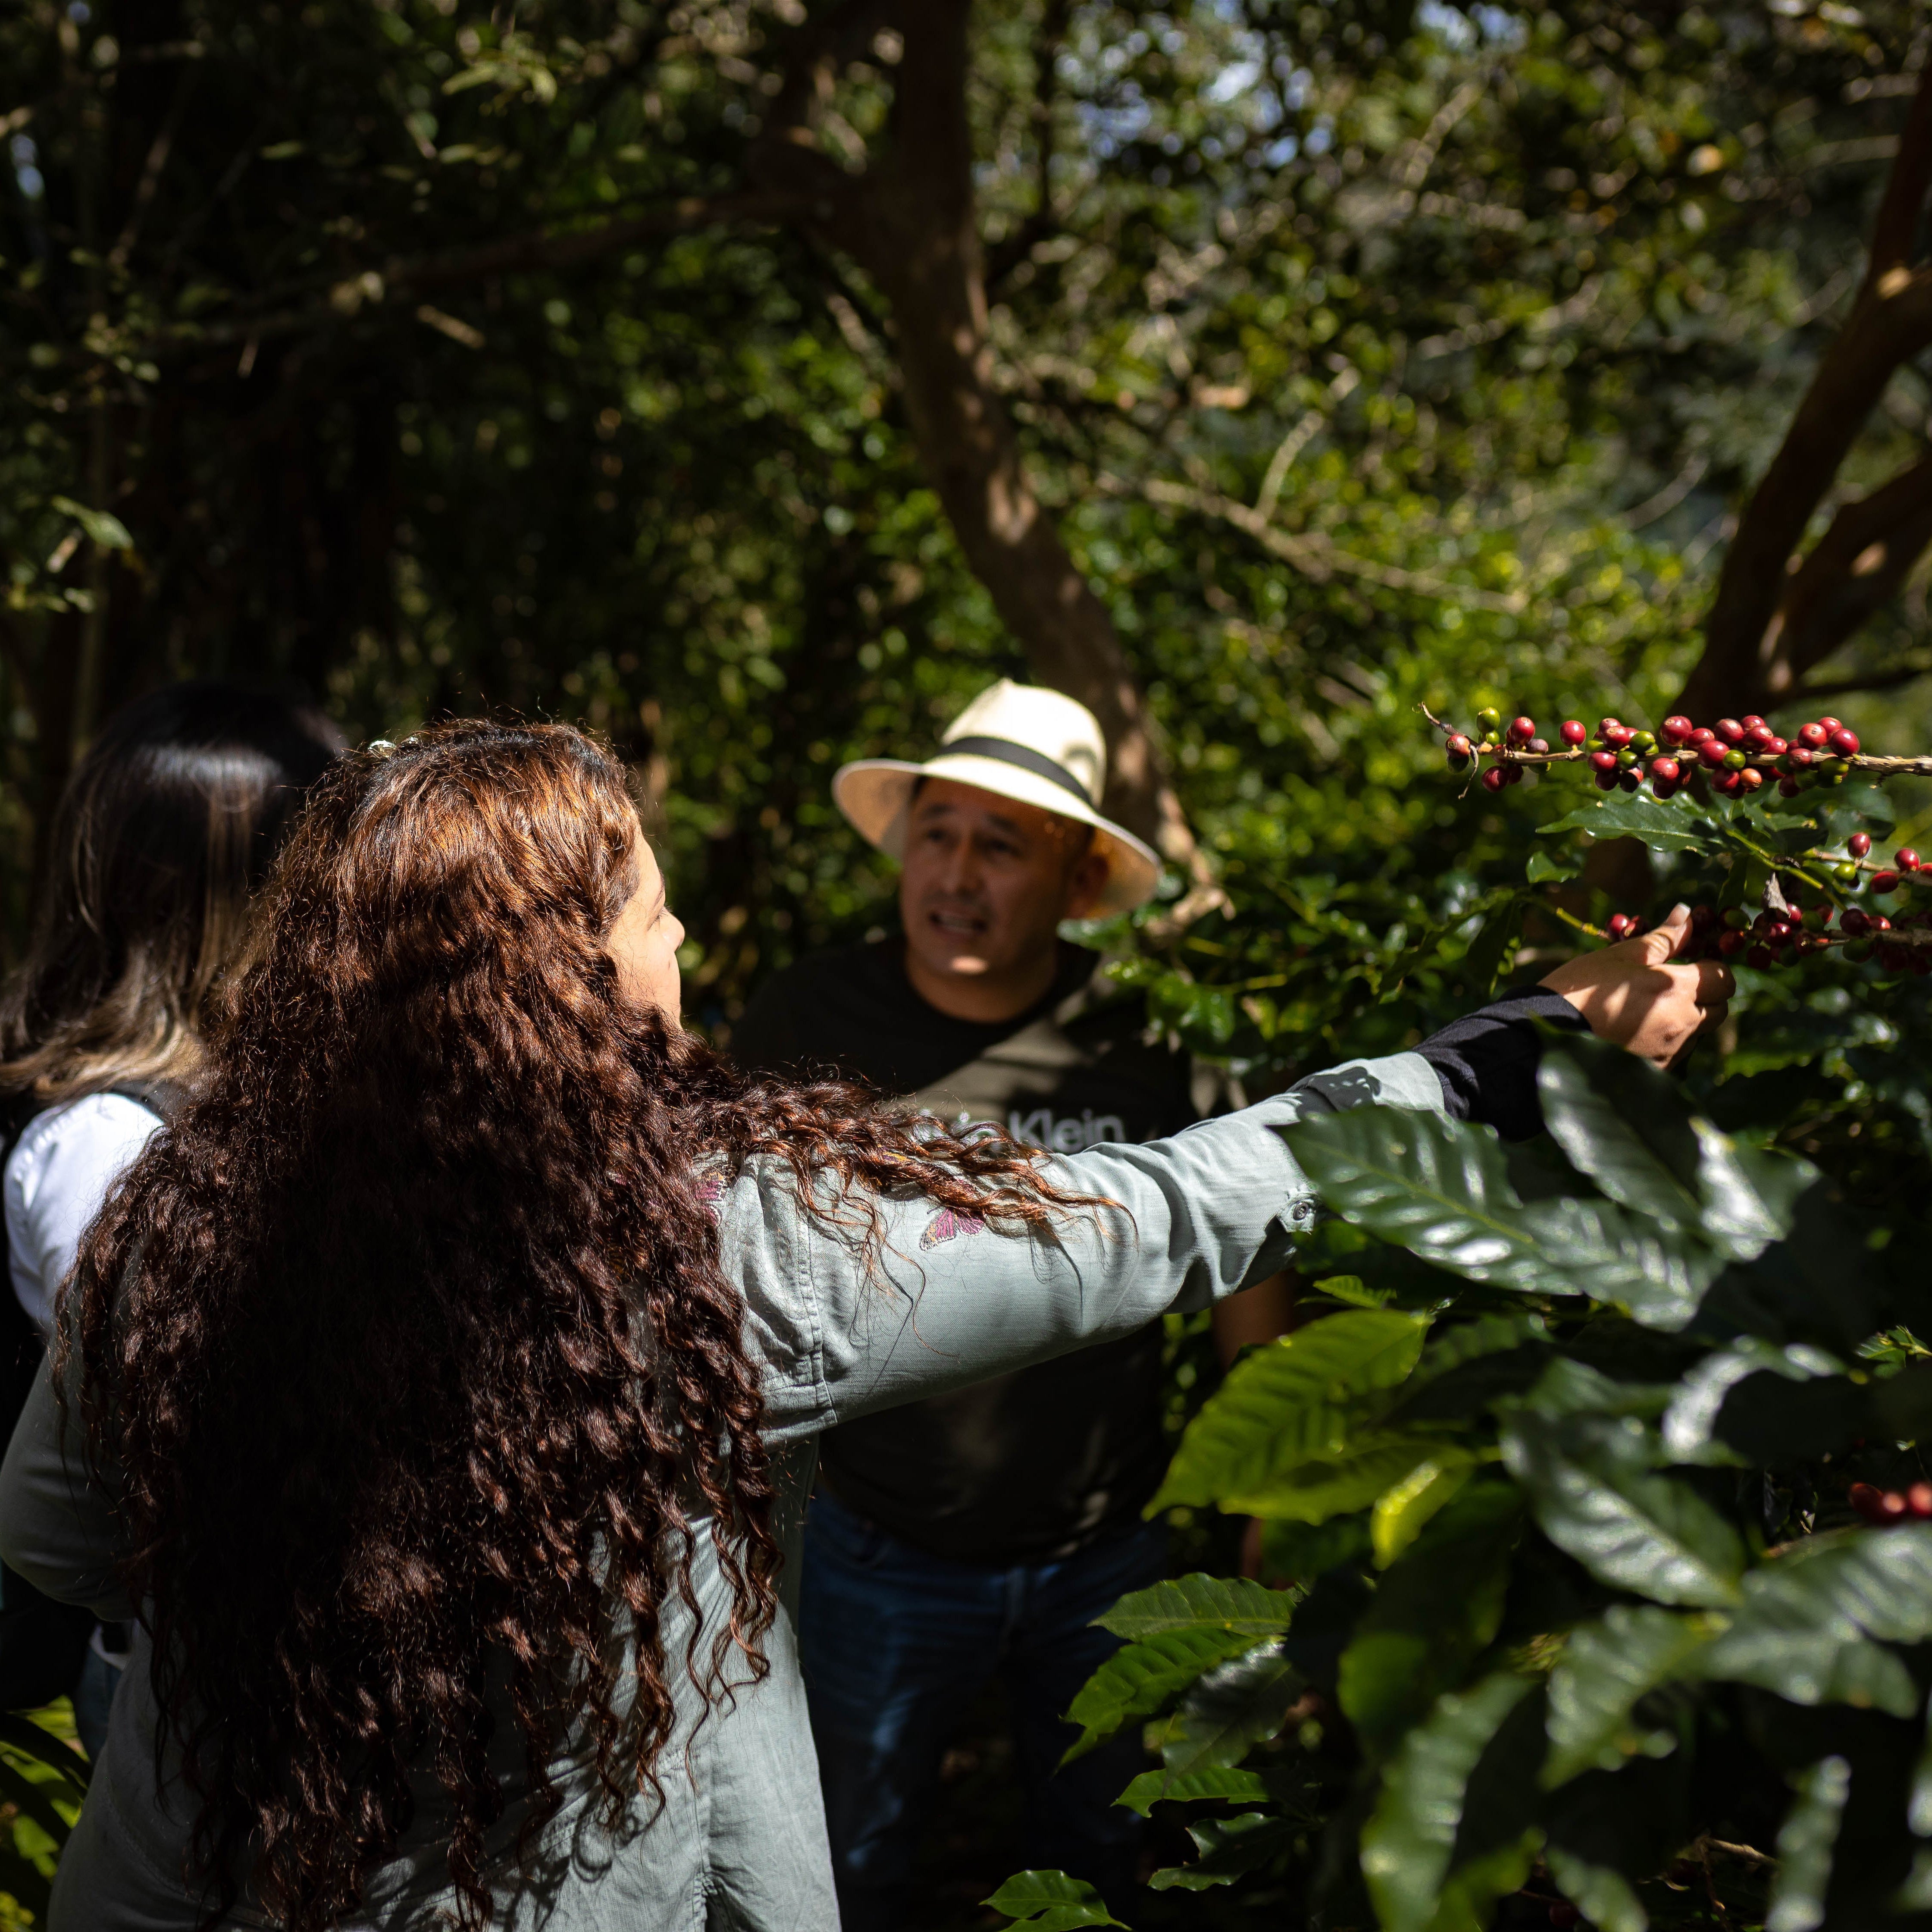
[{"left": 731, "top": 937, "right": 1234, "bottom": 1565}]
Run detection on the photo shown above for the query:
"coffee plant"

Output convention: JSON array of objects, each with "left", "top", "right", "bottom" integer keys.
[{"left": 993, "top": 749, "right": 1932, "bottom": 1931}]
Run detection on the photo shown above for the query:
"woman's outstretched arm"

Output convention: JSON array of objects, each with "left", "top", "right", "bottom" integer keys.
[{"left": 737, "top": 913, "right": 1731, "bottom": 1441}]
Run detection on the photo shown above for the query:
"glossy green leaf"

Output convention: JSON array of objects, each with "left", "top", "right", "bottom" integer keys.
[
  {"left": 1765, "top": 1756, "right": 1850, "bottom": 1932},
  {"left": 1155, "top": 1643, "right": 1302, "bottom": 1775},
  {"left": 1660, "top": 1338, "right": 1844, "bottom": 1462},
  {"left": 1148, "top": 1811, "right": 1299, "bottom": 1890},
  {"left": 1537, "top": 788, "right": 1719, "bottom": 854},
  {"left": 981, "top": 1869, "right": 1126, "bottom": 1929},
  {"left": 1500, "top": 1411, "right": 1744, "bottom": 1608},
  {"left": 1359, "top": 1669, "right": 1539, "bottom": 1932},
  {"left": 1342, "top": 1480, "right": 1524, "bottom": 1755},
  {"left": 1545, "top": 1843, "right": 1649, "bottom": 1932},
  {"left": 1371, "top": 1450, "right": 1481, "bottom": 1568},
  {"left": 1543, "top": 1605, "right": 1717, "bottom": 1786},
  {"left": 1114, "top": 1766, "right": 1272, "bottom": 1816},
  {"left": 1281, "top": 1107, "right": 1578, "bottom": 1299},
  {"left": 1697, "top": 1527, "right": 1932, "bottom": 1718},
  {"left": 1259, "top": 1512, "right": 1371, "bottom": 1582},
  {"left": 1230, "top": 1432, "right": 1440, "bottom": 1524},
  {"left": 1149, "top": 1309, "right": 1428, "bottom": 1512},
  {"left": 1093, "top": 1574, "right": 1300, "bottom": 1643},
  {"left": 1062, "top": 1627, "right": 1265, "bottom": 1762}
]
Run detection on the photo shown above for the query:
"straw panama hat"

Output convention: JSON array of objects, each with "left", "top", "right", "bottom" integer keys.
[{"left": 832, "top": 679, "right": 1163, "bottom": 917}]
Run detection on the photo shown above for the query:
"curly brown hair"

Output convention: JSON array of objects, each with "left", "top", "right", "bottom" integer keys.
[{"left": 65, "top": 719, "right": 1087, "bottom": 1932}]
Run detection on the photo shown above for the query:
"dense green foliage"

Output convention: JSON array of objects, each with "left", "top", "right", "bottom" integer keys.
[
  {"left": 1001, "top": 772, "right": 1932, "bottom": 1930},
  {"left": 9, "top": 2, "right": 1932, "bottom": 1926},
  {"left": 4, "top": 0, "right": 1930, "bottom": 1016}
]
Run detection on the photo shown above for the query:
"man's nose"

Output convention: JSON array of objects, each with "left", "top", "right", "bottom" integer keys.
[{"left": 937, "top": 839, "right": 982, "bottom": 892}]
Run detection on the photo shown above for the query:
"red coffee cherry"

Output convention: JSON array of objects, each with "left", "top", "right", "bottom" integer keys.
[
  {"left": 1852, "top": 1482, "right": 1890, "bottom": 1524},
  {"left": 1830, "top": 727, "right": 1861, "bottom": 756},
  {"left": 1819, "top": 715, "right": 1844, "bottom": 732},
  {"left": 1508, "top": 715, "right": 1536, "bottom": 744},
  {"left": 1849, "top": 833, "right": 1871, "bottom": 858},
  {"left": 1688, "top": 726, "right": 1716, "bottom": 746},
  {"left": 1765, "top": 736, "right": 1788, "bottom": 756},
  {"left": 1716, "top": 929, "right": 1747, "bottom": 957},
  {"left": 1908, "top": 1482, "right": 1932, "bottom": 1520},
  {"left": 1738, "top": 767, "right": 1764, "bottom": 791},
  {"left": 1650, "top": 756, "right": 1680, "bottom": 783},
  {"left": 1798, "top": 721, "right": 1829, "bottom": 750},
  {"left": 1529, "top": 737, "right": 1550, "bottom": 755},
  {"left": 1594, "top": 770, "right": 1618, "bottom": 791},
  {"left": 1590, "top": 750, "right": 1618, "bottom": 772},
  {"left": 1741, "top": 713, "right": 1766, "bottom": 729},
  {"left": 1744, "top": 723, "right": 1775, "bottom": 749},
  {"left": 1873, "top": 872, "right": 1901, "bottom": 895},
  {"left": 1899, "top": 849, "right": 1923, "bottom": 871},
  {"left": 1714, "top": 718, "right": 1745, "bottom": 745},
  {"left": 1841, "top": 909, "right": 1870, "bottom": 937},
  {"left": 1660, "top": 715, "right": 1693, "bottom": 745},
  {"left": 1602, "top": 722, "right": 1635, "bottom": 748},
  {"left": 1480, "top": 765, "right": 1508, "bottom": 793},
  {"left": 1560, "top": 719, "right": 1587, "bottom": 746}
]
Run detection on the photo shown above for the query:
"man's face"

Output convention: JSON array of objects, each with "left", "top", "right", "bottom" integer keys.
[{"left": 899, "top": 778, "right": 1108, "bottom": 986}]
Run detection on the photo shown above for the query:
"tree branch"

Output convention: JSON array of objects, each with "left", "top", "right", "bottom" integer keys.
[
  {"left": 1771, "top": 446, "right": 1932, "bottom": 689},
  {"left": 1683, "top": 59, "right": 1932, "bottom": 718},
  {"left": 143, "top": 191, "right": 810, "bottom": 354}
]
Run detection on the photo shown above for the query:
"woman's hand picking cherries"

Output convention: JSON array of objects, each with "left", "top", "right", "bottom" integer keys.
[{"left": 1539, "top": 903, "right": 1735, "bottom": 1069}]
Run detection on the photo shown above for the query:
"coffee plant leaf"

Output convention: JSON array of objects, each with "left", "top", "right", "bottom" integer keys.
[
  {"left": 1370, "top": 1449, "right": 1482, "bottom": 1568},
  {"left": 1660, "top": 1338, "right": 1845, "bottom": 1463},
  {"left": 1147, "top": 1308, "right": 1428, "bottom": 1512},
  {"left": 1359, "top": 1668, "right": 1541, "bottom": 1932},
  {"left": 1537, "top": 787, "right": 1719, "bottom": 854},
  {"left": 1500, "top": 1411, "right": 1745, "bottom": 1607},
  {"left": 1155, "top": 1642, "right": 1303, "bottom": 1774},
  {"left": 1280, "top": 1107, "right": 1580, "bottom": 1299},
  {"left": 1694, "top": 1527, "right": 1932, "bottom": 1717},
  {"left": 1543, "top": 1604, "right": 1719, "bottom": 1787},
  {"left": 1765, "top": 1756, "right": 1851, "bottom": 1932},
  {"left": 1093, "top": 1574, "right": 1301, "bottom": 1643},
  {"left": 1148, "top": 1810, "right": 1300, "bottom": 1890},
  {"left": 979, "top": 1871, "right": 1125, "bottom": 1930},
  {"left": 1535, "top": 1031, "right": 1707, "bottom": 1230},
  {"left": 1259, "top": 1512, "right": 1371, "bottom": 1581},
  {"left": 1221, "top": 1430, "right": 1443, "bottom": 1523},
  {"left": 1062, "top": 1626, "right": 1270, "bottom": 1762},
  {"left": 1114, "top": 1766, "right": 1273, "bottom": 1817},
  {"left": 1341, "top": 1479, "right": 1525, "bottom": 1756},
  {"left": 1513, "top": 1195, "right": 1725, "bottom": 1330},
  {"left": 1544, "top": 1842, "right": 1649, "bottom": 1932}
]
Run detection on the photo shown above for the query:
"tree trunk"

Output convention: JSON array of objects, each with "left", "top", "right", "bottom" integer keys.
[{"left": 751, "top": 0, "right": 1221, "bottom": 914}]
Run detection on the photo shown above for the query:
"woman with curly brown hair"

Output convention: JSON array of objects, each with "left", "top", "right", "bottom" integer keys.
[{"left": 0, "top": 720, "right": 1727, "bottom": 1932}]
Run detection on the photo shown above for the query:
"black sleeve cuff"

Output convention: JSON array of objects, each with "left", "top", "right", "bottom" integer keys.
[{"left": 1415, "top": 987, "right": 1589, "bottom": 1142}]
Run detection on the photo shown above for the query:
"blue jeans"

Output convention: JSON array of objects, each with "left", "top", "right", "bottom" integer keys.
[{"left": 799, "top": 1488, "right": 1166, "bottom": 1932}]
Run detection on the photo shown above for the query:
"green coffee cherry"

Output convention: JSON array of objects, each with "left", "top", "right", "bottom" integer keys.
[{"left": 1474, "top": 707, "right": 1501, "bottom": 733}]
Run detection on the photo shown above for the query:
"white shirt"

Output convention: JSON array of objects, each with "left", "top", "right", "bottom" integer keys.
[{"left": 4, "top": 1092, "right": 165, "bottom": 1339}]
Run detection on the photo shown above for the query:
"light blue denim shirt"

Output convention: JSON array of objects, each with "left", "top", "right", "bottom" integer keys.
[{"left": 0, "top": 1052, "right": 1446, "bottom": 1931}]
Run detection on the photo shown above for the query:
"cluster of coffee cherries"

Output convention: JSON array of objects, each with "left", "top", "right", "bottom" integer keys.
[
  {"left": 1444, "top": 708, "right": 1863, "bottom": 800},
  {"left": 1595, "top": 844, "right": 1931, "bottom": 971},
  {"left": 1851, "top": 1480, "right": 1932, "bottom": 1527}
]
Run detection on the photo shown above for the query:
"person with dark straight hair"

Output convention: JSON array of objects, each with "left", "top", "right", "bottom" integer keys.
[
  {"left": 0, "top": 720, "right": 1728, "bottom": 1931},
  {"left": 0, "top": 682, "right": 341, "bottom": 1750}
]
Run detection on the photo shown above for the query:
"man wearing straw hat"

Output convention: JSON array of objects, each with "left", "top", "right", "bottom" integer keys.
[{"left": 733, "top": 679, "right": 1293, "bottom": 1923}]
